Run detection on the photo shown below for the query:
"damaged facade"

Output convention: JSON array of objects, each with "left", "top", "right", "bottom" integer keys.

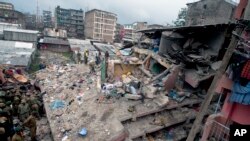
[{"left": 185, "top": 0, "right": 237, "bottom": 26}]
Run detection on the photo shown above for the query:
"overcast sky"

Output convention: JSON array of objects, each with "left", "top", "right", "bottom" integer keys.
[{"left": 1, "top": 0, "right": 239, "bottom": 25}]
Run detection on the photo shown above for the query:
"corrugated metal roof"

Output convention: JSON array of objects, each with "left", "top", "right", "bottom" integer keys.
[
  {"left": 39, "top": 37, "right": 70, "bottom": 45},
  {"left": 0, "top": 40, "right": 35, "bottom": 66},
  {"left": 0, "top": 22, "right": 21, "bottom": 34},
  {"left": 4, "top": 28, "right": 39, "bottom": 34},
  {"left": 93, "top": 43, "right": 116, "bottom": 56},
  {"left": 68, "top": 39, "right": 96, "bottom": 51}
]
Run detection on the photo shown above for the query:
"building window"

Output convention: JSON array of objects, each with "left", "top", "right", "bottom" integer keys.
[{"left": 203, "top": 4, "right": 207, "bottom": 9}]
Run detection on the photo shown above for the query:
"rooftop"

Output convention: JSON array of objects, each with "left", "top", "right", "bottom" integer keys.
[
  {"left": 3, "top": 28, "right": 39, "bottom": 34},
  {"left": 68, "top": 39, "right": 96, "bottom": 51},
  {"left": 39, "top": 37, "right": 70, "bottom": 45},
  {"left": 0, "top": 40, "right": 35, "bottom": 66},
  {"left": 187, "top": 0, "right": 238, "bottom": 6},
  {"left": 86, "top": 9, "right": 117, "bottom": 16}
]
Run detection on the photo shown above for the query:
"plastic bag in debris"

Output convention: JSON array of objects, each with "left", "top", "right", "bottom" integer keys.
[
  {"left": 50, "top": 100, "right": 65, "bottom": 110},
  {"left": 129, "top": 86, "right": 137, "bottom": 95},
  {"left": 79, "top": 128, "right": 87, "bottom": 136},
  {"left": 102, "top": 83, "right": 115, "bottom": 90}
]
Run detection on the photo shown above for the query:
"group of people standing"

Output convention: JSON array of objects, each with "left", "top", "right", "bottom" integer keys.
[
  {"left": 0, "top": 69, "right": 44, "bottom": 141},
  {"left": 77, "top": 49, "right": 109, "bottom": 74}
]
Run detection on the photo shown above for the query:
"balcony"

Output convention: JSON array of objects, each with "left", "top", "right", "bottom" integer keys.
[{"left": 201, "top": 114, "right": 231, "bottom": 141}]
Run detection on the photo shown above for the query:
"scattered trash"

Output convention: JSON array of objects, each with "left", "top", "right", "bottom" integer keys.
[
  {"left": 168, "top": 90, "right": 186, "bottom": 102},
  {"left": 62, "top": 136, "right": 69, "bottom": 141},
  {"left": 128, "top": 106, "right": 136, "bottom": 112},
  {"left": 79, "top": 128, "right": 87, "bottom": 136},
  {"left": 50, "top": 100, "right": 65, "bottom": 110}
]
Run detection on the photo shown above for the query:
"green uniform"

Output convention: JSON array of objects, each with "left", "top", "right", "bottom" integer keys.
[
  {"left": 84, "top": 51, "right": 89, "bottom": 64},
  {"left": 18, "top": 103, "right": 30, "bottom": 122}
]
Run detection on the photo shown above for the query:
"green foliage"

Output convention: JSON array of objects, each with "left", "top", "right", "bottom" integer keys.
[
  {"left": 173, "top": 8, "right": 188, "bottom": 27},
  {"left": 28, "top": 51, "right": 40, "bottom": 74}
]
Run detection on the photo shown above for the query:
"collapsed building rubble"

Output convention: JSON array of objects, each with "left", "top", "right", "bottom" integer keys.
[
  {"left": 35, "top": 62, "right": 205, "bottom": 140},
  {"left": 32, "top": 29, "right": 226, "bottom": 140}
]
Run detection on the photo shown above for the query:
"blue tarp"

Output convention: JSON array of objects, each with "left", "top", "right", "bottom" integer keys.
[
  {"left": 50, "top": 100, "right": 65, "bottom": 110},
  {"left": 230, "top": 82, "right": 250, "bottom": 105}
]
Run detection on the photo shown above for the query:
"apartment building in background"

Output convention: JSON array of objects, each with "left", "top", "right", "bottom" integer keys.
[
  {"left": 0, "top": 8, "right": 25, "bottom": 28},
  {"left": 114, "top": 23, "right": 124, "bottom": 43},
  {"left": 123, "top": 22, "right": 147, "bottom": 42},
  {"left": 43, "top": 10, "right": 53, "bottom": 28},
  {"left": 85, "top": 9, "right": 117, "bottom": 43},
  {"left": 55, "top": 6, "right": 84, "bottom": 38},
  {"left": 0, "top": 1, "right": 14, "bottom": 10},
  {"left": 24, "top": 13, "right": 37, "bottom": 30}
]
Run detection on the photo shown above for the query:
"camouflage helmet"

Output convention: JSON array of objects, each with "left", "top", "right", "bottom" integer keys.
[
  {"left": 0, "top": 103, "right": 5, "bottom": 108},
  {"left": 21, "top": 99, "right": 26, "bottom": 104},
  {"left": 0, "top": 91, "right": 5, "bottom": 97},
  {"left": 5, "top": 101, "right": 11, "bottom": 106},
  {"left": 14, "top": 96, "right": 20, "bottom": 101},
  {"left": 13, "top": 118, "right": 20, "bottom": 124},
  {"left": 0, "top": 99, "right": 4, "bottom": 103}
]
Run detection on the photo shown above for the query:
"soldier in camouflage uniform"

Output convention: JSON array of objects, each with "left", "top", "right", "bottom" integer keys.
[
  {"left": 29, "top": 96, "right": 41, "bottom": 118},
  {"left": 17, "top": 100, "right": 30, "bottom": 122},
  {"left": 12, "top": 96, "right": 20, "bottom": 116},
  {"left": 3, "top": 101, "right": 13, "bottom": 125},
  {"left": 0, "top": 91, "right": 6, "bottom": 103}
]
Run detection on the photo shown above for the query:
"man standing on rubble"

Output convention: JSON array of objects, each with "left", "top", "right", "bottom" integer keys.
[
  {"left": 89, "top": 60, "right": 96, "bottom": 74},
  {"left": 77, "top": 51, "right": 82, "bottom": 64},
  {"left": 105, "top": 51, "right": 109, "bottom": 79},
  {"left": 22, "top": 111, "right": 37, "bottom": 141},
  {"left": 18, "top": 100, "right": 30, "bottom": 122},
  {"left": 84, "top": 49, "right": 89, "bottom": 64},
  {"left": 95, "top": 51, "right": 101, "bottom": 65}
]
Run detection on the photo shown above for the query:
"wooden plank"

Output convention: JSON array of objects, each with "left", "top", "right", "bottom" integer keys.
[
  {"left": 139, "top": 66, "right": 153, "bottom": 78},
  {"left": 147, "top": 68, "right": 170, "bottom": 85},
  {"left": 134, "top": 47, "right": 171, "bottom": 69}
]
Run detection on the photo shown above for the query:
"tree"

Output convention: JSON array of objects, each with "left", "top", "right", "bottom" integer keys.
[{"left": 173, "top": 8, "right": 188, "bottom": 27}]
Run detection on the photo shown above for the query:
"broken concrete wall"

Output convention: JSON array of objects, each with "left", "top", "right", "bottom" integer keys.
[
  {"left": 159, "top": 28, "right": 229, "bottom": 60},
  {"left": 163, "top": 65, "right": 181, "bottom": 93},
  {"left": 202, "top": 31, "right": 226, "bottom": 54},
  {"left": 159, "top": 31, "right": 185, "bottom": 55},
  {"left": 41, "top": 44, "right": 71, "bottom": 53}
]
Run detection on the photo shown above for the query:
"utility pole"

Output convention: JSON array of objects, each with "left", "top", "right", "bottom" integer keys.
[
  {"left": 186, "top": 25, "right": 243, "bottom": 141},
  {"left": 36, "top": 0, "right": 39, "bottom": 29}
]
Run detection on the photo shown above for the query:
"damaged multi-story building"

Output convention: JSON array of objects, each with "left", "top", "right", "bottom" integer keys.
[
  {"left": 0, "top": 1, "right": 25, "bottom": 28},
  {"left": 55, "top": 6, "right": 84, "bottom": 38},
  {"left": 114, "top": 23, "right": 124, "bottom": 43},
  {"left": 185, "top": 0, "right": 237, "bottom": 26},
  {"left": 43, "top": 10, "right": 53, "bottom": 28},
  {"left": 123, "top": 22, "right": 148, "bottom": 42}
]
